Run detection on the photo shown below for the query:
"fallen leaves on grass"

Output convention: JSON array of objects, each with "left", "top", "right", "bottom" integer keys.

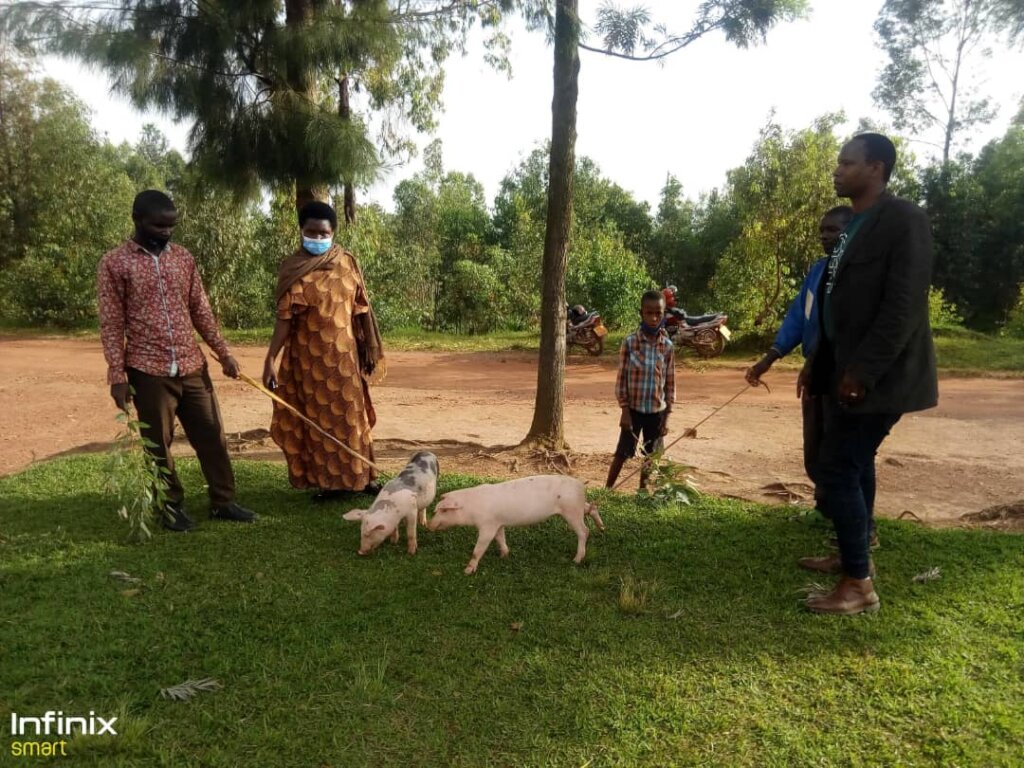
[
  {"left": 109, "top": 570, "right": 142, "bottom": 584},
  {"left": 159, "top": 678, "right": 223, "bottom": 701},
  {"left": 913, "top": 567, "right": 942, "bottom": 583}
]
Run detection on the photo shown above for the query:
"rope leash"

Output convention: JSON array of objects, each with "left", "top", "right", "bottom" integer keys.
[
  {"left": 611, "top": 380, "right": 769, "bottom": 492},
  {"left": 234, "top": 371, "right": 385, "bottom": 474}
]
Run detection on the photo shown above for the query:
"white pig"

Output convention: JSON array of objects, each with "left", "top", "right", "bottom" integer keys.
[
  {"left": 342, "top": 451, "right": 439, "bottom": 556},
  {"left": 426, "top": 475, "right": 604, "bottom": 574}
]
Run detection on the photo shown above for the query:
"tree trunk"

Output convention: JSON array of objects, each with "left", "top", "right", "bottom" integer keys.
[
  {"left": 286, "top": 0, "right": 328, "bottom": 215},
  {"left": 522, "top": 0, "right": 580, "bottom": 451},
  {"left": 943, "top": 22, "right": 968, "bottom": 166},
  {"left": 295, "top": 182, "right": 330, "bottom": 214},
  {"left": 339, "top": 74, "right": 357, "bottom": 224}
]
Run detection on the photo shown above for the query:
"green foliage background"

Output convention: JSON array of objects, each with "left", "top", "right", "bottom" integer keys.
[{"left": 3, "top": 60, "right": 1024, "bottom": 339}]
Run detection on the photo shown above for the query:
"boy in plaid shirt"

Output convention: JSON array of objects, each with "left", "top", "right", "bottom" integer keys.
[{"left": 606, "top": 290, "right": 677, "bottom": 490}]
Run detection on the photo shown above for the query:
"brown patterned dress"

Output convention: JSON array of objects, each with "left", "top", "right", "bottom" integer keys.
[{"left": 270, "top": 251, "right": 377, "bottom": 491}]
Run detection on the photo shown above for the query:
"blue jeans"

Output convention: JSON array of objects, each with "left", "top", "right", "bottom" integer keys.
[
  {"left": 817, "top": 398, "right": 900, "bottom": 579},
  {"left": 801, "top": 393, "right": 825, "bottom": 508}
]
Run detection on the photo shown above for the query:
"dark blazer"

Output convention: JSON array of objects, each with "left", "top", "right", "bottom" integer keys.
[{"left": 808, "top": 192, "right": 938, "bottom": 415}]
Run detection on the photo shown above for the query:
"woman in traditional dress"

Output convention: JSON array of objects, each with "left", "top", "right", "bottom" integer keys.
[{"left": 263, "top": 201, "right": 384, "bottom": 501}]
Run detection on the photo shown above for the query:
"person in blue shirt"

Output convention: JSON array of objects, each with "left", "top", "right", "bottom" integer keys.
[{"left": 745, "top": 206, "right": 853, "bottom": 512}]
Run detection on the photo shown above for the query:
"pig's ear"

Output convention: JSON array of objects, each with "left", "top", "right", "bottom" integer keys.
[
  {"left": 372, "top": 522, "right": 388, "bottom": 532},
  {"left": 342, "top": 508, "right": 367, "bottom": 521}
]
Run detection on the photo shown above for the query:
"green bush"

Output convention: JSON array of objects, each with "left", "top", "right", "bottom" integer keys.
[
  {"left": 0, "top": 67, "right": 136, "bottom": 328},
  {"left": 435, "top": 259, "right": 505, "bottom": 334},
  {"left": 341, "top": 205, "right": 429, "bottom": 332},
  {"left": 566, "top": 227, "right": 653, "bottom": 329},
  {"left": 175, "top": 186, "right": 276, "bottom": 329},
  {"left": 0, "top": 245, "right": 102, "bottom": 327},
  {"left": 928, "top": 286, "right": 964, "bottom": 331},
  {"left": 1003, "top": 284, "right": 1024, "bottom": 339},
  {"left": 486, "top": 245, "right": 540, "bottom": 331}
]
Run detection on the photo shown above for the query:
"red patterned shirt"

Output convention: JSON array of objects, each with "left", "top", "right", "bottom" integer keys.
[
  {"left": 616, "top": 327, "right": 676, "bottom": 414},
  {"left": 97, "top": 240, "right": 231, "bottom": 385}
]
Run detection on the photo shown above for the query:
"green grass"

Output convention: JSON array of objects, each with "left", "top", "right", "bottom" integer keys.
[
  {"left": 931, "top": 328, "right": 1024, "bottom": 374},
  {"left": 1, "top": 456, "right": 1022, "bottom": 767}
]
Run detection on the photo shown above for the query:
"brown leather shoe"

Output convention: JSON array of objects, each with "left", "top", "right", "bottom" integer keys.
[
  {"left": 798, "top": 553, "right": 875, "bottom": 578},
  {"left": 806, "top": 576, "right": 880, "bottom": 615}
]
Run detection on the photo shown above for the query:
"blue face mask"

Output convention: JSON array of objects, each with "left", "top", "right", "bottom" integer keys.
[
  {"left": 641, "top": 318, "right": 665, "bottom": 335},
  {"left": 302, "top": 236, "right": 333, "bottom": 256}
]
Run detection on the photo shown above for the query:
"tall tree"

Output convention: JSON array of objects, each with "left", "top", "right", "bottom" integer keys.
[
  {"left": 872, "top": 0, "right": 1021, "bottom": 163},
  {"left": 119, "top": 123, "right": 186, "bottom": 191},
  {"left": 647, "top": 175, "right": 739, "bottom": 311},
  {"left": 921, "top": 156, "right": 987, "bottom": 325},
  {"left": 3, "top": 1, "right": 396, "bottom": 210},
  {"left": 0, "top": 55, "right": 136, "bottom": 325},
  {"left": 522, "top": 0, "right": 579, "bottom": 451},
  {"left": 929, "top": 102, "right": 1024, "bottom": 329},
  {"left": 710, "top": 113, "right": 842, "bottom": 332},
  {"left": 996, "top": 0, "right": 1024, "bottom": 41},
  {"left": 2, "top": 1, "right": 538, "bottom": 214},
  {"left": 522, "top": 0, "right": 808, "bottom": 450}
]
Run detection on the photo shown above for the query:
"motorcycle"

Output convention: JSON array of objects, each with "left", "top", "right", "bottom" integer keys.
[
  {"left": 566, "top": 304, "right": 608, "bottom": 356},
  {"left": 665, "top": 307, "right": 731, "bottom": 358}
]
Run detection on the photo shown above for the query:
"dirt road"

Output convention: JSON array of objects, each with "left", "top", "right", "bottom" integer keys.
[{"left": 2, "top": 337, "right": 1021, "bottom": 525}]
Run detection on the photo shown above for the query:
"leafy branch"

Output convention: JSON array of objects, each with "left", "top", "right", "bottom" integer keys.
[
  {"left": 580, "top": 1, "right": 809, "bottom": 62},
  {"left": 104, "top": 404, "right": 169, "bottom": 543},
  {"left": 639, "top": 448, "right": 700, "bottom": 507}
]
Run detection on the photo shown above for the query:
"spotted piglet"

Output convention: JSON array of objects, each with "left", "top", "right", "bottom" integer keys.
[{"left": 342, "top": 451, "right": 439, "bottom": 556}]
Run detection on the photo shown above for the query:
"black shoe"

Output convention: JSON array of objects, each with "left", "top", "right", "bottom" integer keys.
[
  {"left": 210, "top": 502, "right": 257, "bottom": 522},
  {"left": 359, "top": 481, "right": 383, "bottom": 496},
  {"left": 312, "top": 489, "right": 348, "bottom": 504},
  {"left": 161, "top": 502, "right": 195, "bottom": 532}
]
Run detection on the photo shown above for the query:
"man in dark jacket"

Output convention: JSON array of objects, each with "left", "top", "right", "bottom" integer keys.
[{"left": 798, "top": 133, "right": 938, "bottom": 615}]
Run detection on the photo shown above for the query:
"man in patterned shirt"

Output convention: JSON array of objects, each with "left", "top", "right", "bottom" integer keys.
[
  {"left": 98, "top": 190, "right": 256, "bottom": 532},
  {"left": 605, "top": 290, "right": 677, "bottom": 491}
]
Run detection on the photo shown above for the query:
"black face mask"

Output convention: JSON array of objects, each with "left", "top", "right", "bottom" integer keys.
[{"left": 142, "top": 235, "right": 170, "bottom": 253}]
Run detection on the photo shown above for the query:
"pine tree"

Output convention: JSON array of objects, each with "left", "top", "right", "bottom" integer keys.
[{"left": 3, "top": 1, "right": 537, "bottom": 213}]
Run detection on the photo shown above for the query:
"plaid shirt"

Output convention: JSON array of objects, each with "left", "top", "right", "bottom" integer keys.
[
  {"left": 616, "top": 327, "right": 676, "bottom": 414},
  {"left": 97, "top": 240, "right": 231, "bottom": 385}
]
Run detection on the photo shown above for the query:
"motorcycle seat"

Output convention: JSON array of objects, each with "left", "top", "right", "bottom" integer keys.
[
  {"left": 571, "top": 311, "right": 599, "bottom": 326},
  {"left": 683, "top": 313, "right": 723, "bottom": 326}
]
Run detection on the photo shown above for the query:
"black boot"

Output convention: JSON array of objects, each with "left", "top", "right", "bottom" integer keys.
[
  {"left": 210, "top": 502, "right": 257, "bottom": 522},
  {"left": 161, "top": 502, "right": 195, "bottom": 532}
]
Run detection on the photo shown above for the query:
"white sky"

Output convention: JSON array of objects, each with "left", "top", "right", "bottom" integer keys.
[{"left": 41, "top": 0, "right": 1024, "bottom": 211}]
